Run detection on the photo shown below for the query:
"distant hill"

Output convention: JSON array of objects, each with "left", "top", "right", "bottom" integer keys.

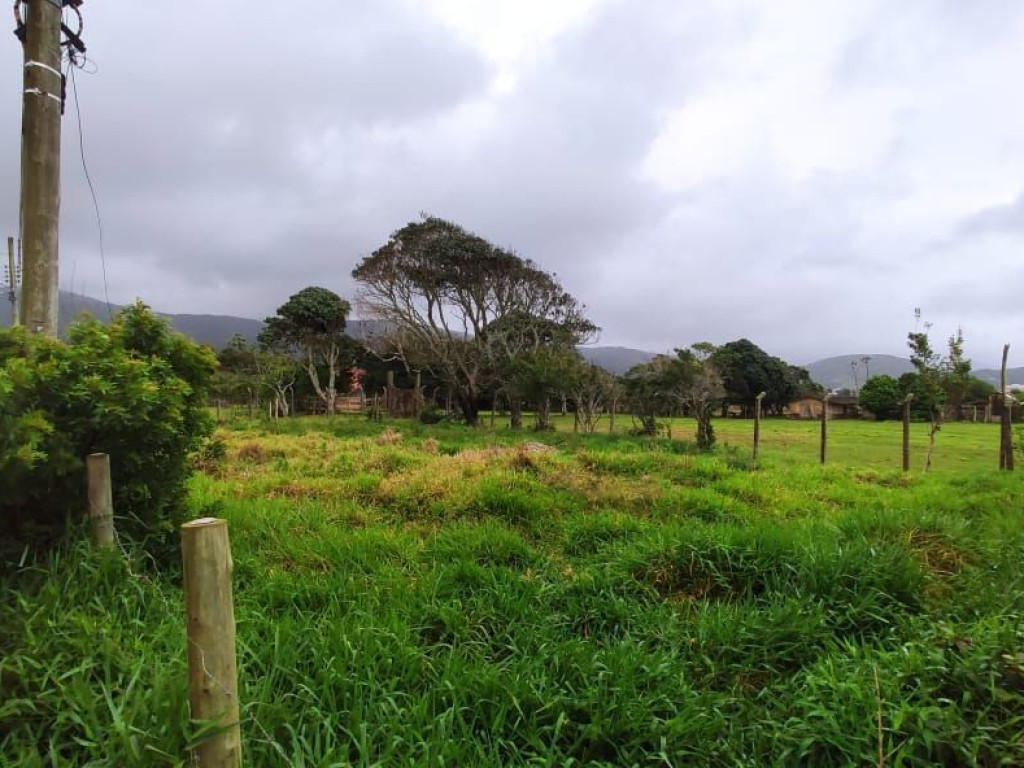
[
  {"left": 21, "top": 291, "right": 1013, "bottom": 386},
  {"left": 0, "top": 289, "right": 266, "bottom": 349},
  {"left": 805, "top": 354, "right": 914, "bottom": 391},
  {"left": 805, "top": 352, "right": 1024, "bottom": 390},
  {"left": 974, "top": 367, "right": 1024, "bottom": 387},
  {"left": 579, "top": 346, "right": 656, "bottom": 374}
]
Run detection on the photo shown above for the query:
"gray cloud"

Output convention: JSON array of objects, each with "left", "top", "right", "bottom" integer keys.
[
  {"left": 2, "top": 0, "right": 1023, "bottom": 367},
  {"left": 957, "top": 190, "right": 1024, "bottom": 237}
]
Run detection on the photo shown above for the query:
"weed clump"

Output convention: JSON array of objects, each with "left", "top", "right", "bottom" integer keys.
[
  {"left": 377, "top": 428, "right": 403, "bottom": 445},
  {"left": 237, "top": 441, "right": 266, "bottom": 462}
]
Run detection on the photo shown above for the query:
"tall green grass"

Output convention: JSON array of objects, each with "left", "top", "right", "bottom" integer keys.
[{"left": 3, "top": 417, "right": 1024, "bottom": 765}]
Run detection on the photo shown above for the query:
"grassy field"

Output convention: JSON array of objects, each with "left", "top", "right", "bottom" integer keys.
[{"left": 3, "top": 415, "right": 1024, "bottom": 766}]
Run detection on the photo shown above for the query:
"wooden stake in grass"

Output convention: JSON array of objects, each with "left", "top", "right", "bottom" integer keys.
[
  {"left": 182, "top": 518, "right": 242, "bottom": 768},
  {"left": 820, "top": 393, "right": 831, "bottom": 465},
  {"left": 902, "top": 394, "right": 914, "bottom": 473},
  {"left": 753, "top": 391, "right": 766, "bottom": 461},
  {"left": 1000, "top": 344, "right": 1014, "bottom": 471},
  {"left": 86, "top": 453, "right": 116, "bottom": 549}
]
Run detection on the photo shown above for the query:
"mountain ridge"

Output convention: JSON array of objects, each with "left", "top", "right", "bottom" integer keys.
[{"left": 3, "top": 289, "right": 1020, "bottom": 383}]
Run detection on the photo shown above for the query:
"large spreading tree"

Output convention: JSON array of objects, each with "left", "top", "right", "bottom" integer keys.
[{"left": 352, "top": 217, "right": 595, "bottom": 425}]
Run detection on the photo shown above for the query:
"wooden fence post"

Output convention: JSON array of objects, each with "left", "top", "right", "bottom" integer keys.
[
  {"left": 1000, "top": 344, "right": 1014, "bottom": 471},
  {"left": 753, "top": 391, "right": 766, "bottom": 461},
  {"left": 182, "top": 517, "right": 242, "bottom": 768},
  {"left": 902, "top": 394, "right": 914, "bottom": 472},
  {"left": 820, "top": 393, "right": 831, "bottom": 465},
  {"left": 86, "top": 453, "right": 116, "bottom": 548}
]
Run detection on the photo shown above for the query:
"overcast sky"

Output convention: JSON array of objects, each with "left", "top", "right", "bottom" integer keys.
[{"left": 3, "top": 0, "right": 1023, "bottom": 365}]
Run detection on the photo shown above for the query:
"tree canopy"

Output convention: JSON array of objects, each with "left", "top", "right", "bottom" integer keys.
[
  {"left": 711, "top": 339, "right": 813, "bottom": 415},
  {"left": 352, "top": 216, "right": 596, "bottom": 425},
  {"left": 261, "top": 287, "right": 352, "bottom": 414},
  {"left": 624, "top": 344, "right": 724, "bottom": 446},
  {"left": 859, "top": 375, "right": 902, "bottom": 420}
]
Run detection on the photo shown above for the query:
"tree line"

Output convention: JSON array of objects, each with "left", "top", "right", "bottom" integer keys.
[{"left": 214, "top": 216, "right": 828, "bottom": 448}]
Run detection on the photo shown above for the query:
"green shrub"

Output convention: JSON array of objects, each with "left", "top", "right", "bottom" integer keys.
[
  {"left": 419, "top": 407, "right": 446, "bottom": 424},
  {"left": 0, "top": 303, "right": 216, "bottom": 552}
]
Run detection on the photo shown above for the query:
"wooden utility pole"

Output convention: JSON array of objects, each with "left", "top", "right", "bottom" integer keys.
[
  {"left": 902, "top": 394, "right": 914, "bottom": 473},
  {"left": 18, "top": 0, "right": 65, "bottom": 336},
  {"left": 86, "top": 453, "right": 116, "bottom": 548},
  {"left": 1000, "top": 344, "right": 1014, "bottom": 471},
  {"left": 182, "top": 518, "right": 242, "bottom": 768},
  {"left": 820, "top": 393, "right": 831, "bottom": 465},
  {"left": 753, "top": 391, "right": 766, "bottom": 461},
  {"left": 6, "top": 237, "right": 18, "bottom": 325}
]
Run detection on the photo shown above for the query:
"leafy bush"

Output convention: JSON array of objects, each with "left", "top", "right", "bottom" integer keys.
[
  {"left": 859, "top": 374, "right": 903, "bottom": 420},
  {"left": 419, "top": 406, "right": 446, "bottom": 424},
  {"left": 0, "top": 303, "right": 216, "bottom": 552}
]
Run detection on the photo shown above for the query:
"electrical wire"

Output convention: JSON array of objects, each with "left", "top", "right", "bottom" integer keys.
[{"left": 67, "top": 56, "right": 111, "bottom": 315}]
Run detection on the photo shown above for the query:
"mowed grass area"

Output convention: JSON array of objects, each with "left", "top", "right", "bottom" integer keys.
[
  {"left": 546, "top": 413, "right": 1004, "bottom": 474},
  {"left": 3, "top": 416, "right": 1024, "bottom": 766}
]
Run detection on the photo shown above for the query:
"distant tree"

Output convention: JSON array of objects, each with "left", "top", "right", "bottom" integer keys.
[
  {"left": 944, "top": 327, "right": 972, "bottom": 419},
  {"left": 352, "top": 216, "right": 595, "bottom": 425},
  {"left": 487, "top": 311, "right": 596, "bottom": 430},
  {"left": 685, "top": 342, "right": 726, "bottom": 449},
  {"left": 788, "top": 364, "right": 825, "bottom": 398},
  {"left": 508, "top": 346, "right": 582, "bottom": 431},
  {"left": 624, "top": 345, "right": 723, "bottom": 447},
  {"left": 260, "top": 287, "right": 351, "bottom": 415},
  {"left": 859, "top": 375, "right": 902, "bottom": 420},
  {"left": 213, "top": 334, "right": 258, "bottom": 407},
  {"left": 906, "top": 309, "right": 971, "bottom": 471},
  {"left": 623, "top": 356, "right": 677, "bottom": 436},
  {"left": 568, "top": 361, "right": 621, "bottom": 434},
  {"left": 254, "top": 350, "right": 299, "bottom": 418},
  {"left": 965, "top": 376, "right": 997, "bottom": 404},
  {"left": 215, "top": 335, "right": 303, "bottom": 417},
  {"left": 711, "top": 339, "right": 803, "bottom": 415}
]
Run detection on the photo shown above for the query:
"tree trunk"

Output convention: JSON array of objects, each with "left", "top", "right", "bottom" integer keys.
[
  {"left": 695, "top": 401, "right": 715, "bottom": 450},
  {"left": 902, "top": 394, "right": 913, "bottom": 472},
  {"left": 510, "top": 400, "right": 523, "bottom": 431},
  {"left": 459, "top": 394, "right": 479, "bottom": 426},
  {"left": 535, "top": 398, "right": 551, "bottom": 431},
  {"left": 925, "top": 416, "right": 939, "bottom": 472}
]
